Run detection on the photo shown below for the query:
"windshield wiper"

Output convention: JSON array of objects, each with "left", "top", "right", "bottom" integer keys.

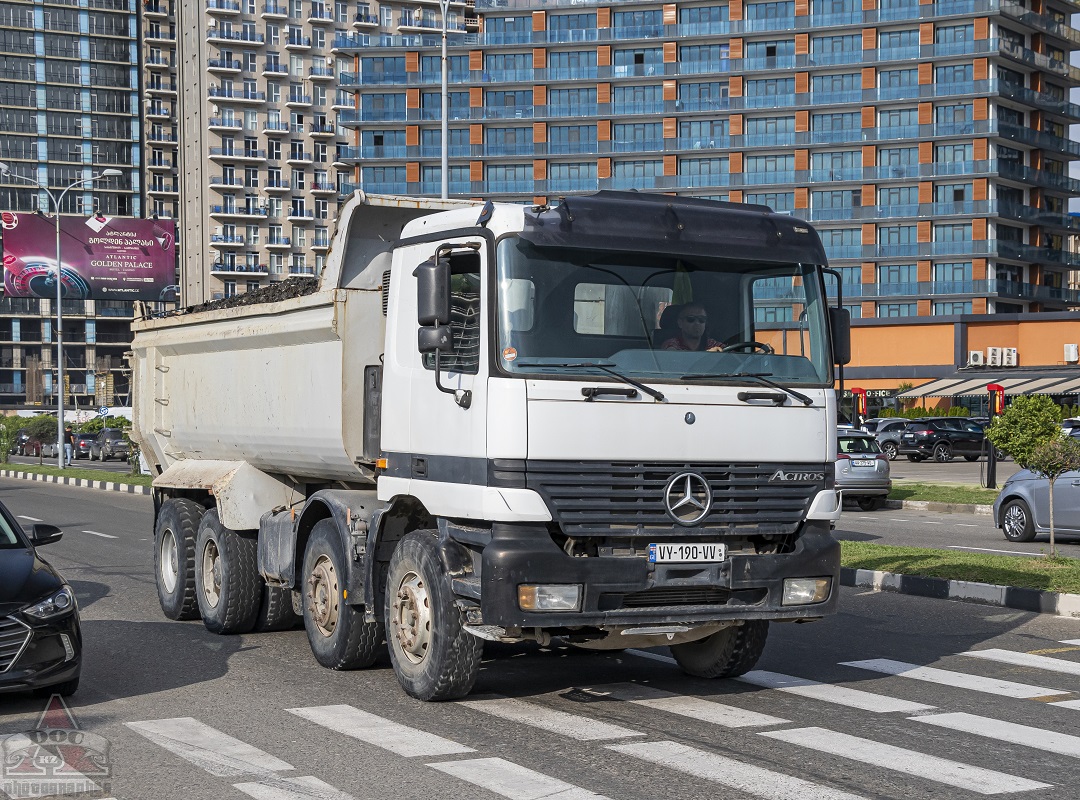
[
  {"left": 516, "top": 361, "right": 666, "bottom": 402},
  {"left": 681, "top": 371, "right": 814, "bottom": 407}
]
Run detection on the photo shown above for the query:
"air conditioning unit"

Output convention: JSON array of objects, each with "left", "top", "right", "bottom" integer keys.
[
  {"left": 1002, "top": 347, "right": 1018, "bottom": 367},
  {"left": 967, "top": 350, "right": 985, "bottom": 367},
  {"left": 1066, "top": 343, "right": 1079, "bottom": 364},
  {"left": 987, "top": 346, "right": 1002, "bottom": 367}
]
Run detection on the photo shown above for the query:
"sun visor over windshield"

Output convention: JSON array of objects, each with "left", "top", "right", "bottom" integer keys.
[{"left": 521, "top": 191, "right": 828, "bottom": 265}]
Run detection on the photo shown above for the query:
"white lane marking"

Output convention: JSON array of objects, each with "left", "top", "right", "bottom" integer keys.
[
  {"left": 1061, "top": 639, "right": 1080, "bottom": 645},
  {"left": 840, "top": 658, "right": 1068, "bottom": 699},
  {"left": 921, "top": 521, "right": 941, "bottom": 524},
  {"left": 233, "top": 776, "right": 355, "bottom": 800},
  {"left": 588, "top": 683, "right": 789, "bottom": 728},
  {"left": 82, "top": 529, "right": 118, "bottom": 539},
  {"left": 736, "top": 670, "right": 935, "bottom": 713},
  {"left": 625, "top": 648, "right": 677, "bottom": 666},
  {"left": 17, "top": 515, "right": 42, "bottom": 522},
  {"left": 915, "top": 712, "right": 1080, "bottom": 759},
  {"left": 947, "top": 545, "right": 1039, "bottom": 556},
  {"left": 886, "top": 518, "right": 907, "bottom": 522},
  {"left": 761, "top": 726, "right": 1049, "bottom": 795},
  {"left": 956, "top": 523, "right": 979, "bottom": 527},
  {"left": 459, "top": 696, "right": 644, "bottom": 741},
  {"left": 1048, "top": 700, "right": 1080, "bottom": 710},
  {"left": 428, "top": 757, "right": 610, "bottom": 800},
  {"left": 286, "top": 705, "right": 473, "bottom": 757},
  {"left": 608, "top": 740, "right": 867, "bottom": 800},
  {"left": 125, "top": 718, "right": 293, "bottom": 777},
  {"left": 962, "top": 648, "right": 1080, "bottom": 677}
]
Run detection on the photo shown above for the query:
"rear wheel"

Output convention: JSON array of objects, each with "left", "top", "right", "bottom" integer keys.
[
  {"left": 302, "top": 519, "right": 383, "bottom": 669},
  {"left": 1002, "top": 499, "right": 1036, "bottom": 543},
  {"left": 385, "top": 531, "right": 482, "bottom": 701},
  {"left": 881, "top": 442, "right": 898, "bottom": 461},
  {"left": 671, "top": 621, "right": 769, "bottom": 679},
  {"left": 154, "top": 497, "right": 204, "bottom": 621},
  {"left": 257, "top": 585, "right": 301, "bottom": 632},
  {"left": 906, "top": 454, "right": 924, "bottom": 462},
  {"left": 194, "top": 509, "right": 262, "bottom": 634},
  {"left": 856, "top": 497, "right": 882, "bottom": 511},
  {"left": 964, "top": 455, "right": 979, "bottom": 462},
  {"left": 933, "top": 442, "right": 952, "bottom": 462}
]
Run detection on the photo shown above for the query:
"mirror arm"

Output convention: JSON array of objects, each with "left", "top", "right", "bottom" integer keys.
[{"left": 434, "top": 351, "right": 472, "bottom": 409}]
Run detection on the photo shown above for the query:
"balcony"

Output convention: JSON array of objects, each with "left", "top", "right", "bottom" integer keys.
[
  {"left": 262, "top": 61, "right": 288, "bottom": 77},
  {"left": 264, "top": 179, "right": 291, "bottom": 192},
  {"left": 147, "top": 131, "right": 178, "bottom": 143},
  {"left": 308, "top": 4, "right": 334, "bottom": 23},
  {"left": 143, "top": 1, "right": 170, "bottom": 18},
  {"left": 210, "top": 147, "right": 267, "bottom": 162},
  {"left": 309, "top": 122, "right": 336, "bottom": 137},
  {"left": 258, "top": 119, "right": 288, "bottom": 136},
  {"left": 211, "top": 234, "right": 246, "bottom": 247},
  {"left": 266, "top": 237, "right": 292, "bottom": 248},
  {"left": 207, "top": 28, "right": 265, "bottom": 46},
  {"left": 261, "top": 2, "right": 287, "bottom": 19},
  {"left": 146, "top": 54, "right": 174, "bottom": 71},
  {"left": 211, "top": 263, "right": 269, "bottom": 276},
  {"left": 208, "top": 117, "right": 244, "bottom": 133},
  {"left": 206, "top": 0, "right": 241, "bottom": 14},
  {"left": 208, "top": 58, "right": 243, "bottom": 74},
  {"left": 210, "top": 175, "right": 247, "bottom": 190},
  {"left": 309, "top": 66, "right": 335, "bottom": 81},
  {"left": 210, "top": 205, "right": 268, "bottom": 219},
  {"left": 310, "top": 182, "right": 337, "bottom": 195},
  {"left": 147, "top": 184, "right": 177, "bottom": 195},
  {"left": 145, "top": 29, "right": 176, "bottom": 43},
  {"left": 353, "top": 12, "right": 379, "bottom": 27},
  {"left": 147, "top": 158, "right": 173, "bottom": 171},
  {"left": 146, "top": 83, "right": 178, "bottom": 96},
  {"left": 286, "top": 151, "right": 313, "bottom": 164},
  {"left": 209, "top": 87, "right": 267, "bottom": 104},
  {"left": 286, "top": 94, "right": 313, "bottom": 108},
  {"left": 289, "top": 267, "right": 316, "bottom": 276},
  {"left": 146, "top": 105, "right": 173, "bottom": 120},
  {"left": 287, "top": 209, "right": 315, "bottom": 222},
  {"left": 285, "top": 34, "right": 312, "bottom": 51}
]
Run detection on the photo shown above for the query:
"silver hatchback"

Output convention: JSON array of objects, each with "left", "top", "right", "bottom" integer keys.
[
  {"left": 993, "top": 465, "right": 1080, "bottom": 542},
  {"left": 837, "top": 432, "right": 892, "bottom": 511}
]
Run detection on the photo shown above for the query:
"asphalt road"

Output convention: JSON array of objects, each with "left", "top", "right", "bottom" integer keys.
[
  {"left": 4, "top": 479, "right": 1080, "bottom": 800},
  {"left": 5, "top": 454, "right": 133, "bottom": 475}
]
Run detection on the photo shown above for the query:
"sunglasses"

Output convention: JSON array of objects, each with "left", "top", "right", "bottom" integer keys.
[{"left": 681, "top": 315, "right": 707, "bottom": 323}]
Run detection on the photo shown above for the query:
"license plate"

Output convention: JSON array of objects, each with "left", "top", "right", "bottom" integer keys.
[
  {"left": 852, "top": 459, "right": 876, "bottom": 468},
  {"left": 903, "top": 434, "right": 915, "bottom": 439},
  {"left": 648, "top": 543, "right": 727, "bottom": 563}
]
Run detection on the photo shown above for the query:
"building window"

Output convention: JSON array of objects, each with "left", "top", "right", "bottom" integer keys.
[
  {"left": 932, "top": 301, "right": 972, "bottom": 315},
  {"left": 744, "top": 192, "right": 794, "bottom": 211},
  {"left": 224, "top": 280, "right": 237, "bottom": 298},
  {"left": 877, "top": 302, "right": 917, "bottom": 317},
  {"left": 877, "top": 185, "right": 917, "bottom": 206}
]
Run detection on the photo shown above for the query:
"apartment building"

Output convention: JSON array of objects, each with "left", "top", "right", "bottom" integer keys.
[{"left": 0, "top": 0, "right": 148, "bottom": 411}]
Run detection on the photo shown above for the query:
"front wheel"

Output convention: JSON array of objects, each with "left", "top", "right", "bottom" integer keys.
[
  {"left": 302, "top": 519, "right": 383, "bottom": 669},
  {"left": 964, "top": 455, "right": 979, "bottom": 462},
  {"left": 1002, "top": 500, "right": 1037, "bottom": 543},
  {"left": 882, "top": 442, "right": 898, "bottom": 461},
  {"left": 385, "top": 531, "right": 482, "bottom": 701},
  {"left": 154, "top": 497, "right": 204, "bottom": 621},
  {"left": 194, "top": 509, "right": 262, "bottom": 634},
  {"left": 671, "top": 621, "right": 769, "bottom": 679},
  {"left": 933, "top": 443, "right": 952, "bottom": 463}
]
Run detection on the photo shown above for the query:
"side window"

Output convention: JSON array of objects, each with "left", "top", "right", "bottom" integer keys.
[{"left": 423, "top": 249, "right": 481, "bottom": 374}]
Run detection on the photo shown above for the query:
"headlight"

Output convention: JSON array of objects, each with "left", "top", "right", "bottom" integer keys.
[{"left": 23, "top": 586, "right": 76, "bottom": 620}]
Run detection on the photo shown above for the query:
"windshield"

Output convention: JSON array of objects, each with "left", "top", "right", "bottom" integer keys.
[
  {"left": 0, "top": 506, "right": 25, "bottom": 549},
  {"left": 495, "top": 236, "right": 831, "bottom": 385}
]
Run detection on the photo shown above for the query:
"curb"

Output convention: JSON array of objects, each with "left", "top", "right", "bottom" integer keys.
[
  {"left": 884, "top": 499, "right": 994, "bottom": 516},
  {"left": 0, "top": 469, "right": 151, "bottom": 495},
  {"left": 841, "top": 567, "right": 1080, "bottom": 619}
]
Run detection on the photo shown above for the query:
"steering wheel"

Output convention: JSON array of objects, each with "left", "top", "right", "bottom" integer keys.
[{"left": 721, "top": 340, "right": 774, "bottom": 355}]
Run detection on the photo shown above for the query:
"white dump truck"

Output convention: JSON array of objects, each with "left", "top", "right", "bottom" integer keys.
[{"left": 131, "top": 191, "right": 850, "bottom": 700}]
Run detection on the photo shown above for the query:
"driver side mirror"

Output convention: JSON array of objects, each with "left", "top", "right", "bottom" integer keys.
[
  {"left": 829, "top": 307, "right": 851, "bottom": 365},
  {"left": 414, "top": 256, "right": 454, "bottom": 354},
  {"left": 31, "top": 523, "right": 63, "bottom": 547}
]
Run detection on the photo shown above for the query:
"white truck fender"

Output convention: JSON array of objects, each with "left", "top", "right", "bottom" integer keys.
[{"left": 153, "top": 460, "right": 300, "bottom": 531}]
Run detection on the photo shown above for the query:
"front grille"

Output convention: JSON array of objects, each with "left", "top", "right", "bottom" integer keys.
[
  {"left": 0, "top": 616, "right": 32, "bottom": 673},
  {"left": 515, "top": 461, "right": 827, "bottom": 537},
  {"left": 621, "top": 587, "right": 730, "bottom": 607}
]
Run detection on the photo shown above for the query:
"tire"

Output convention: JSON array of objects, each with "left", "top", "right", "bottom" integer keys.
[
  {"left": 256, "top": 585, "right": 302, "bottom": 632},
  {"left": 933, "top": 443, "right": 952, "bottom": 463},
  {"left": 671, "top": 621, "right": 770, "bottom": 679},
  {"left": 1002, "top": 499, "right": 1037, "bottom": 543},
  {"left": 302, "top": 518, "right": 383, "bottom": 670},
  {"left": 385, "top": 531, "right": 483, "bottom": 701},
  {"left": 906, "top": 454, "right": 924, "bottom": 462},
  {"left": 98, "top": 449, "right": 106, "bottom": 462},
  {"left": 154, "top": 497, "right": 204, "bottom": 621},
  {"left": 856, "top": 497, "right": 882, "bottom": 511},
  {"left": 882, "top": 442, "right": 898, "bottom": 461},
  {"left": 194, "top": 508, "right": 262, "bottom": 634},
  {"left": 964, "top": 455, "right": 979, "bottom": 462}
]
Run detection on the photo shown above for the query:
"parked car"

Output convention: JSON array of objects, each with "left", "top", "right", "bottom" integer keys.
[
  {"left": 10, "top": 428, "right": 39, "bottom": 457},
  {"left": 74, "top": 432, "right": 95, "bottom": 459},
  {"left": 994, "top": 467, "right": 1080, "bottom": 543},
  {"left": 865, "top": 419, "right": 909, "bottom": 461},
  {"left": 898, "top": 417, "right": 987, "bottom": 462},
  {"left": 0, "top": 500, "right": 81, "bottom": 696},
  {"left": 90, "top": 428, "right": 129, "bottom": 462},
  {"left": 40, "top": 440, "right": 62, "bottom": 459},
  {"left": 836, "top": 431, "right": 892, "bottom": 511}
]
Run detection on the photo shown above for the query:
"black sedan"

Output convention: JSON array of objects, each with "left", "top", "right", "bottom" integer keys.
[{"left": 0, "top": 502, "right": 81, "bottom": 696}]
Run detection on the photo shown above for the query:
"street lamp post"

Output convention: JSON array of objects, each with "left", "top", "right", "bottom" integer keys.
[
  {"left": 0, "top": 162, "right": 121, "bottom": 468},
  {"left": 439, "top": 0, "right": 449, "bottom": 200}
]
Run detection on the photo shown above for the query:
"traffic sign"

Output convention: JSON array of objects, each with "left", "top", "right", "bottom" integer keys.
[{"left": 98, "top": 406, "right": 109, "bottom": 417}]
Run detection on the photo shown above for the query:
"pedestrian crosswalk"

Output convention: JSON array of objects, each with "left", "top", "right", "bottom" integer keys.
[{"left": 27, "top": 637, "right": 1080, "bottom": 800}]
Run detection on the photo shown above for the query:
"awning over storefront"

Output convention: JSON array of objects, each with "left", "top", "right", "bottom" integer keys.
[{"left": 898, "top": 370, "right": 1080, "bottom": 399}]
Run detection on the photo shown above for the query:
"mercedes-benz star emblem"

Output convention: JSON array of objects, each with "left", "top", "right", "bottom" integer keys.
[{"left": 663, "top": 472, "right": 712, "bottom": 526}]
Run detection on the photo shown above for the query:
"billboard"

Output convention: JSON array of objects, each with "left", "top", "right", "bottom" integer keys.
[{"left": 0, "top": 211, "right": 177, "bottom": 302}]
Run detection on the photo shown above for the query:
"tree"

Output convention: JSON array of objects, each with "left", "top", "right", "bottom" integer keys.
[
  {"left": 1025, "top": 436, "right": 1080, "bottom": 556},
  {"left": 984, "top": 395, "right": 1061, "bottom": 467},
  {"left": 25, "top": 415, "right": 59, "bottom": 464},
  {"left": 0, "top": 417, "right": 20, "bottom": 464}
]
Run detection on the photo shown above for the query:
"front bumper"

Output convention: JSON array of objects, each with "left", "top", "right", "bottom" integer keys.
[
  {"left": 0, "top": 613, "right": 81, "bottom": 694},
  {"left": 479, "top": 521, "right": 839, "bottom": 628}
]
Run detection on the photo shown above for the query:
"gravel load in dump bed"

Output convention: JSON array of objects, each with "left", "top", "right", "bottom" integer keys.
[{"left": 182, "top": 277, "right": 319, "bottom": 314}]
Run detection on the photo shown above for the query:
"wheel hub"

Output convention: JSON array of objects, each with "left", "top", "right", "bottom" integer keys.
[
  {"left": 201, "top": 539, "right": 221, "bottom": 608},
  {"left": 391, "top": 571, "right": 431, "bottom": 665},
  {"left": 1004, "top": 505, "right": 1025, "bottom": 538},
  {"left": 307, "top": 555, "right": 339, "bottom": 637},
  {"left": 160, "top": 529, "right": 178, "bottom": 593}
]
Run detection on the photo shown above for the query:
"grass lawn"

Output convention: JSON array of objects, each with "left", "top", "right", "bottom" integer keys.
[
  {"left": 0, "top": 461, "right": 152, "bottom": 487},
  {"left": 841, "top": 540, "right": 1080, "bottom": 594},
  {"left": 888, "top": 482, "right": 1000, "bottom": 506}
]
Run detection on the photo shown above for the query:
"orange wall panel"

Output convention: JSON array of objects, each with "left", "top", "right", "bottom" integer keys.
[
  {"left": 663, "top": 154, "right": 677, "bottom": 175},
  {"left": 662, "top": 4, "right": 676, "bottom": 25},
  {"left": 532, "top": 10, "right": 545, "bottom": 31},
  {"left": 469, "top": 50, "right": 483, "bottom": 71},
  {"left": 405, "top": 126, "right": 419, "bottom": 147},
  {"left": 598, "top": 6, "right": 611, "bottom": 26},
  {"left": 862, "top": 28, "right": 876, "bottom": 49},
  {"left": 470, "top": 124, "right": 483, "bottom": 144},
  {"left": 533, "top": 122, "right": 547, "bottom": 143},
  {"left": 533, "top": 160, "right": 546, "bottom": 180},
  {"left": 405, "top": 52, "right": 419, "bottom": 72},
  {"left": 406, "top": 162, "right": 419, "bottom": 183},
  {"left": 597, "top": 119, "right": 611, "bottom": 140}
]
